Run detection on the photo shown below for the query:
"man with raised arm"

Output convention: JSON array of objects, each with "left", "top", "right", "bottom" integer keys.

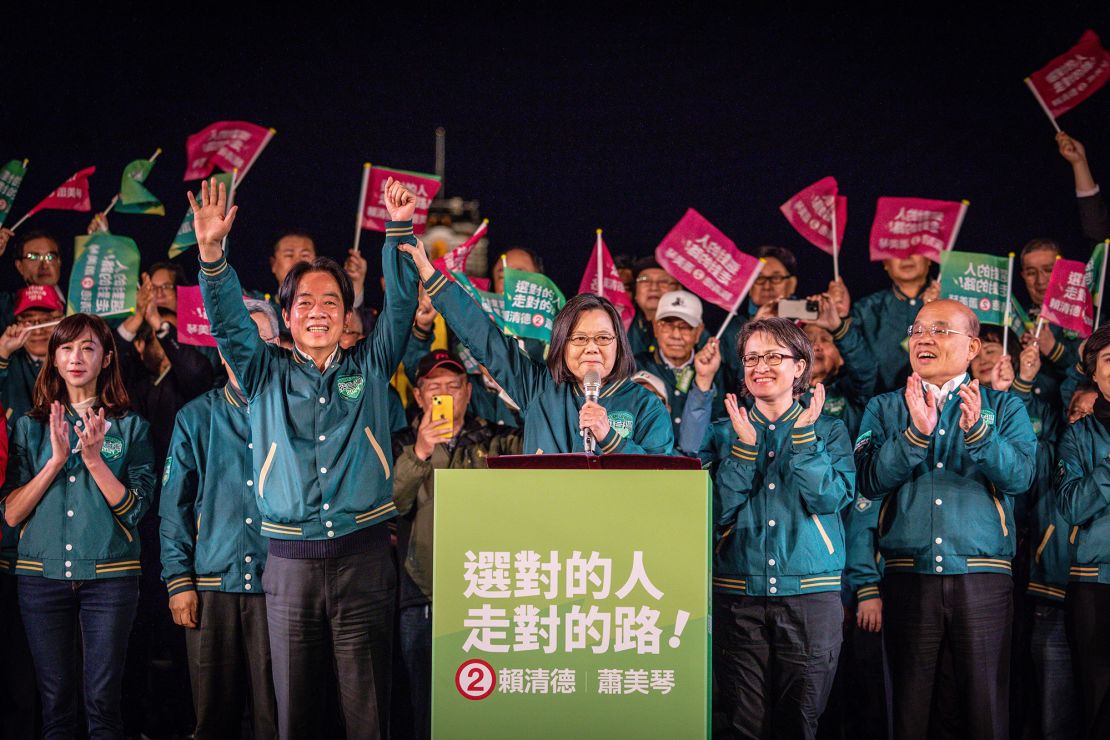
[{"left": 189, "top": 177, "right": 420, "bottom": 739}]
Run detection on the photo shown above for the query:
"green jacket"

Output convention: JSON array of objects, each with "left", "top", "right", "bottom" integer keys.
[
  {"left": 851, "top": 285, "right": 927, "bottom": 395},
  {"left": 855, "top": 378, "right": 1037, "bottom": 576},
  {"left": 1023, "top": 305, "right": 1081, "bottom": 409},
  {"left": 425, "top": 271, "right": 674, "bottom": 456},
  {"left": 712, "top": 404, "right": 855, "bottom": 597},
  {"left": 635, "top": 350, "right": 722, "bottom": 440},
  {"left": 0, "top": 350, "right": 42, "bottom": 433},
  {"left": 197, "top": 221, "right": 419, "bottom": 541},
  {"left": 2, "top": 407, "right": 153, "bottom": 580},
  {"left": 627, "top": 310, "right": 656, "bottom": 357},
  {"left": 843, "top": 495, "right": 883, "bottom": 603},
  {"left": 803, "top": 318, "right": 877, "bottom": 439},
  {"left": 391, "top": 414, "right": 522, "bottom": 604},
  {"left": 1055, "top": 414, "right": 1110, "bottom": 585},
  {"left": 159, "top": 384, "right": 268, "bottom": 596}
]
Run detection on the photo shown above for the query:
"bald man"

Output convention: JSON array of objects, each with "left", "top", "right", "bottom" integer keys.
[{"left": 854, "top": 300, "right": 1037, "bottom": 740}]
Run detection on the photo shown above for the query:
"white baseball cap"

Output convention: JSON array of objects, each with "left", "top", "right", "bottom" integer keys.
[
  {"left": 654, "top": 290, "right": 703, "bottom": 327},
  {"left": 631, "top": 370, "right": 668, "bottom": 403}
]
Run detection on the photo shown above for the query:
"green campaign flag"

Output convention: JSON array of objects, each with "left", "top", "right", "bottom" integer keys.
[
  {"left": 501, "top": 267, "right": 566, "bottom": 343},
  {"left": 116, "top": 158, "right": 165, "bottom": 216},
  {"left": 1008, "top": 295, "right": 1032, "bottom": 339},
  {"left": 168, "top": 173, "right": 233, "bottom": 258},
  {"left": 1085, "top": 240, "right": 1106, "bottom": 309},
  {"left": 454, "top": 271, "right": 506, "bottom": 329},
  {"left": 67, "top": 233, "right": 140, "bottom": 317},
  {"left": 0, "top": 159, "right": 27, "bottom": 226},
  {"left": 939, "top": 250, "right": 1011, "bottom": 326},
  {"left": 432, "top": 469, "right": 710, "bottom": 738}
]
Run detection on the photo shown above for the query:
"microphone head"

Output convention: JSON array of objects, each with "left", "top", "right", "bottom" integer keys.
[{"left": 583, "top": 370, "right": 601, "bottom": 387}]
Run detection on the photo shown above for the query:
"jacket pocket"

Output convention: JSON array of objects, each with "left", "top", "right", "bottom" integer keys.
[
  {"left": 811, "top": 515, "right": 835, "bottom": 555},
  {"left": 364, "top": 427, "right": 391, "bottom": 480},
  {"left": 257, "top": 443, "right": 278, "bottom": 498},
  {"left": 992, "top": 496, "right": 1009, "bottom": 538},
  {"left": 1035, "top": 524, "right": 1054, "bottom": 563}
]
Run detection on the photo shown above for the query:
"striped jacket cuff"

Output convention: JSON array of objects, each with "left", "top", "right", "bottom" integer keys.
[
  {"left": 857, "top": 584, "right": 881, "bottom": 602},
  {"left": 730, "top": 439, "right": 758, "bottom": 462},
  {"left": 831, "top": 317, "right": 851, "bottom": 341},
  {"left": 385, "top": 220, "right": 414, "bottom": 238},
  {"left": 165, "top": 574, "right": 196, "bottom": 596},
  {"left": 411, "top": 323, "right": 433, "bottom": 341},
  {"left": 1011, "top": 377, "right": 1034, "bottom": 394},
  {"left": 964, "top": 417, "right": 991, "bottom": 446},
  {"left": 791, "top": 424, "right": 817, "bottom": 447},
  {"left": 597, "top": 426, "right": 626, "bottom": 455},
  {"left": 902, "top": 425, "right": 932, "bottom": 449},
  {"left": 0, "top": 357, "right": 8, "bottom": 370},
  {"left": 111, "top": 489, "right": 139, "bottom": 517},
  {"left": 1048, "top": 341, "right": 1065, "bottom": 365},
  {"left": 423, "top": 271, "right": 450, "bottom": 298}
]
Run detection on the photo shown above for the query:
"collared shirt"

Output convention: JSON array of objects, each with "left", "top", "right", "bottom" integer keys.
[
  {"left": 659, "top": 349, "right": 694, "bottom": 371},
  {"left": 293, "top": 343, "right": 342, "bottom": 371},
  {"left": 922, "top": 373, "right": 967, "bottom": 410}
]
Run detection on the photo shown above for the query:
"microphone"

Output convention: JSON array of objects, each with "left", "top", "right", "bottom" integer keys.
[{"left": 583, "top": 370, "right": 601, "bottom": 454}]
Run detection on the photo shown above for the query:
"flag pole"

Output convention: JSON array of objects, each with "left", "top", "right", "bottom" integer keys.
[
  {"left": 595, "top": 229, "right": 604, "bottom": 297},
  {"left": 945, "top": 200, "right": 970, "bottom": 252},
  {"left": 1095, "top": 238, "right": 1109, "bottom": 328},
  {"left": 830, "top": 195, "right": 840, "bottom": 283},
  {"left": 353, "top": 163, "right": 371, "bottom": 254},
  {"left": 1024, "top": 78, "right": 1062, "bottom": 133},
  {"left": 235, "top": 128, "right": 276, "bottom": 185},
  {"left": 1002, "top": 252, "right": 1015, "bottom": 357},
  {"left": 716, "top": 259, "right": 766, "bottom": 341}
]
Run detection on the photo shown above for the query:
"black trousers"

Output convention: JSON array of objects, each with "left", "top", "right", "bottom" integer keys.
[
  {"left": 1066, "top": 581, "right": 1110, "bottom": 739},
  {"left": 882, "top": 573, "right": 1012, "bottom": 740},
  {"left": 714, "top": 591, "right": 843, "bottom": 740},
  {"left": 0, "top": 573, "right": 40, "bottom": 739},
  {"left": 185, "top": 590, "right": 277, "bottom": 739},
  {"left": 263, "top": 532, "right": 396, "bottom": 740}
]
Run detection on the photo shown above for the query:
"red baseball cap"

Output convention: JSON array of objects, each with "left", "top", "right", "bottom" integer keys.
[{"left": 14, "top": 286, "right": 64, "bottom": 316}]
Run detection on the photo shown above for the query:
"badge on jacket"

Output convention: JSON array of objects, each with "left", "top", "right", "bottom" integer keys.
[
  {"left": 338, "top": 375, "right": 365, "bottom": 400},
  {"left": 162, "top": 456, "right": 174, "bottom": 485},
  {"left": 101, "top": 435, "right": 124, "bottom": 461},
  {"left": 608, "top": 411, "right": 635, "bottom": 439}
]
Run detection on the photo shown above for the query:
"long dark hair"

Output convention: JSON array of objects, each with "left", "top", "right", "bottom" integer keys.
[
  {"left": 29, "top": 314, "right": 130, "bottom": 420},
  {"left": 546, "top": 293, "right": 636, "bottom": 385}
]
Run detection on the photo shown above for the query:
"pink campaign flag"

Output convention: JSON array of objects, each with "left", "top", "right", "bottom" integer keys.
[
  {"left": 779, "top": 176, "right": 847, "bottom": 255},
  {"left": 1040, "top": 258, "right": 1094, "bottom": 337},
  {"left": 361, "top": 166, "right": 442, "bottom": 235},
  {"left": 868, "top": 197, "right": 968, "bottom": 263},
  {"left": 654, "top": 208, "right": 762, "bottom": 311},
  {"left": 20, "top": 166, "right": 96, "bottom": 221},
  {"left": 433, "top": 219, "right": 489, "bottom": 279},
  {"left": 184, "top": 121, "right": 273, "bottom": 181},
  {"left": 175, "top": 286, "right": 217, "bottom": 347},
  {"left": 1026, "top": 30, "right": 1110, "bottom": 120},
  {"left": 578, "top": 231, "right": 634, "bottom": 329}
]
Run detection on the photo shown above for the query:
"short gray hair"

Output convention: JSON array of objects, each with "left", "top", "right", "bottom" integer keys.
[{"left": 243, "top": 298, "right": 280, "bottom": 342}]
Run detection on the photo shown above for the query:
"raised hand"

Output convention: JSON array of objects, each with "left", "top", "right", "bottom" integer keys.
[
  {"left": 87, "top": 212, "right": 109, "bottom": 234},
  {"left": 48, "top": 401, "right": 70, "bottom": 466},
  {"left": 827, "top": 278, "right": 851, "bottom": 318},
  {"left": 0, "top": 323, "right": 32, "bottom": 360},
  {"left": 904, "top": 373, "right": 938, "bottom": 434},
  {"left": 693, "top": 337, "right": 721, "bottom": 391},
  {"left": 579, "top": 401, "right": 612, "bottom": 444},
  {"left": 415, "top": 288, "right": 437, "bottom": 332},
  {"left": 724, "top": 393, "right": 758, "bottom": 446},
  {"left": 1035, "top": 324, "right": 1058, "bottom": 357},
  {"left": 796, "top": 383, "right": 825, "bottom": 427},
  {"left": 958, "top": 379, "right": 982, "bottom": 432},
  {"left": 753, "top": 299, "right": 778, "bottom": 321},
  {"left": 76, "top": 407, "right": 108, "bottom": 465},
  {"left": 344, "top": 248, "right": 368, "bottom": 289},
  {"left": 384, "top": 177, "right": 417, "bottom": 222},
  {"left": 990, "top": 355, "right": 1014, "bottom": 392},
  {"left": 186, "top": 178, "right": 238, "bottom": 260},
  {"left": 807, "top": 294, "right": 840, "bottom": 331},
  {"left": 413, "top": 403, "right": 452, "bottom": 460},
  {"left": 1057, "top": 131, "right": 1087, "bottom": 165},
  {"left": 398, "top": 238, "right": 435, "bottom": 281}
]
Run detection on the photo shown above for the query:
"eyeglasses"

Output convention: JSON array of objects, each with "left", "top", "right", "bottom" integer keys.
[
  {"left": 150, "top": 283, "right": 175, "bottom": 293},
  {"left": 742, "top": 351, "right": 796, "bottom": 367},
  {"left": 568, "top": 333, "right": 616, "bottom": 347},
  {"left": 21, "top": 253, "right": 59, "bottom": 262},
  {"left": 656, "top": 319, "right": 698, "bottom": 335},
  {"left": 907, "top": 324, "right": 972, "bottom": 338},
  {"left": 752, "top": 274, "right": 792, "bottom": 287},
  {"left": 635, "top": 277, "right": 679, "bottom": 289},
  {"left": 1021, "top": 267, "right": 1054, "bottom": 279}
]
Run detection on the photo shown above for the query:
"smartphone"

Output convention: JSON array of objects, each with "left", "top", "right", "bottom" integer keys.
[
  {"left": 777, "top": 299, "right": 820, "bottom": 321},
  {"left": 432, "top": 395, "right": 454, "bottom": 435}
]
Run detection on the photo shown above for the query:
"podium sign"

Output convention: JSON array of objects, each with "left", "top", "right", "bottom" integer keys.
[{"left": 432, "top": 469, "right": 710, "bottom": 738}]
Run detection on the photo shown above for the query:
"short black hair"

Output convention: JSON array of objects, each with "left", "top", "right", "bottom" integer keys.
[
  {"left": 271, "top": 229, "right": 316, "bottom": 256},
  {"left": 546, "top": 293, "right": 636, "bottom": 385},
  {"left": 13, "top": 229, "right": 60, "bottom": 259},
  {"left": 631, "top": 256, "right": 664, "bottom": 281},
  {"left": 1082, "top": 325, "right": 1110, "bottom": 380},
  {"left": 491, "top": 246, "right": 544, "bottom": 275},
  {"left": 147, "top": 261, "right": 187, "bottom": 286},
  {"left": 1020, "top": 238, "right": 1060, "bottom": 263},
  {"left": 278, "top": 257, "right": 354, "bottom": 314},
  {"left": 978, "top": 326, "right": 1019, "bottom": 349},
  {"left": 734, "top": 317, "right": 813, "bottom": 397},
  {"left": 613, "top": 253, "right": 635, "bottom": 271},
  {"left": 755, "top": 245, "right": 797, "bottom": 276}
]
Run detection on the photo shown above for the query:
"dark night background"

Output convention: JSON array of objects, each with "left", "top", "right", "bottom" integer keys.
[{"left": 3, "top": 5, "right": 1108, "bottom": 323}]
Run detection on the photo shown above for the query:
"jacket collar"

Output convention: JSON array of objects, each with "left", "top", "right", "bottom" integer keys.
[
  {"left": 748, "top": 399, "right": 804, "bottom": 427},
  {"left": 570, "top": 377, "right": 627, "bottom": 399}
]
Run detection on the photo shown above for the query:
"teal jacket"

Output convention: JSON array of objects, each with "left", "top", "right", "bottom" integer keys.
[
  {"left": 1055, "top": 413, "right": 1110, "bottom": 585},
  {"left": 424, "top": 271, "right": 674, "bottom": 455},
  {"left": 627, "top": 310, "right": 656, "bottom": 357},
  {"left": 1022, "top": 305, "right": 1081, "bottom": 409},
  {"left": 198, "top": 221, "right": 419, "bottom": 541},
  {"left": 159, "top": 384, "right": 268, "bottom": 596},
  {"left": 2, "top": 407, "right": 153, "bottom": 580},
  {"left": 855, "top": 378, "right": 1037, "bottom": 576},
  {"left": 805, "top": 318, "right": 876, "bottom": 439},
  {"left": 0, "top": 351, "right": 42, "bottom": 433},
  {"left": 635, "top": 349, "right": 722, "bottom": 440},
  {"left": 843, "top": 495, "right": 883, "bottom": 603},
  {"left": 851, "top": 285, "right": 928, "bottom": 395},
  {"left": 712, "top": 404, "right": 855, "bottom": 597}
]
